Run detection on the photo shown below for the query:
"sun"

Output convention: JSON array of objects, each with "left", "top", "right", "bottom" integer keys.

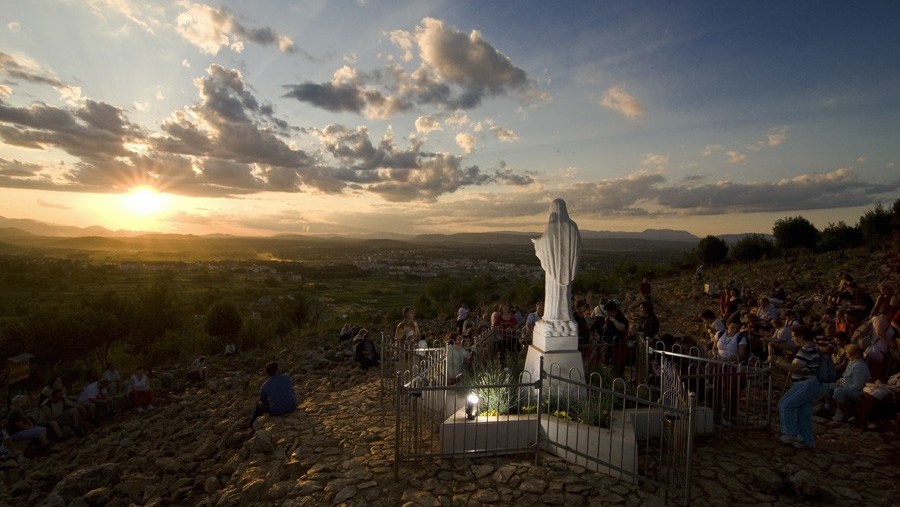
[{"left": 123, "top": 186, "right": 168, "bottom": 215}]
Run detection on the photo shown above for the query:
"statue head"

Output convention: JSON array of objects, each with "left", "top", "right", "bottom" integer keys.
[{"left": 549, "top": 198, "right": 569, "bottom": 223}]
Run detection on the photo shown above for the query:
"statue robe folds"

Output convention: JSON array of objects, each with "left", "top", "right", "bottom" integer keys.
[{"left": 533, "top": 199, "right": 581, "bottom": 323}]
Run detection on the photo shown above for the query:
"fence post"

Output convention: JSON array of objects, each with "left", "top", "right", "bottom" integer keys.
[
  {"left": 379, "top": 332, "right": 386, "bottom": 399},
  {"left": 683, "top": 391, "right": 696, "bottom": 507},
  {"left": 534, "top": 355, "right": 544, "bottom": 466},
  {"left": 393, "top": 369, "right": 401, "bottom": 481},
  {"left": 766, "top": 364, "right": 773, "bottom": 431}
]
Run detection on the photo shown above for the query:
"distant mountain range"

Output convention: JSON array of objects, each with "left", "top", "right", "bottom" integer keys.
[{"left": 0, "top": 215, "right": 770, "bottom": 245}]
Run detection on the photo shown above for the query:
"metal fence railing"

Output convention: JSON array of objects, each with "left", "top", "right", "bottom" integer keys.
[
  {"left": 645, "top": 343, "right": 773, "bottom": 431},
  {"left": 393, "top": 355, "right": 696, "bottom": 506}
]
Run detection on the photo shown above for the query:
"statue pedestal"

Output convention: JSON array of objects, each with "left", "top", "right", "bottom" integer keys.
[{"left": 524, "top": 320, "right": 585, "bottom": 382}]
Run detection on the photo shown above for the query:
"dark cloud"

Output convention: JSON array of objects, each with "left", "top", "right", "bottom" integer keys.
[
  {"left": 656, "top": 169, "right": 899, "bottom": 214},
  {"left": 283, "top": 18, "right": 547, "bottom": 116},
  {"left": 283, "top": 82, "right": 366, "bottom": 114},
  {"left": 0, "top": 51, "right": 67, "bottom": 88}
]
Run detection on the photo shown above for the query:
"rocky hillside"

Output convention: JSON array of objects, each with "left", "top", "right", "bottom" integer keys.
[{"left": 1, "top": 245, "right": 897, "bottom": 506}]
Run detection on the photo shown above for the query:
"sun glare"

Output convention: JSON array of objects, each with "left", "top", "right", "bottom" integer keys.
[{"left": 124, "top": 187, "right": 168, "bottom": 215}]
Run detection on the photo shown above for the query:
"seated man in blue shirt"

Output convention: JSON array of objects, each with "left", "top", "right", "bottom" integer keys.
[{"left": 249, "top": 361, "right": 297, "bottom": 427}]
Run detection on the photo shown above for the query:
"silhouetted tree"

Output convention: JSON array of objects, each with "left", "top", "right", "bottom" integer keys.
[
  {"left": 730, "top": 234, "right": 775, "bottom": 263},
  {"left": 131, "top": 283, "right": 182, "bottom": 366},
  {"left": 696, "top": 235, "right": 729, "bottom": 265},
  {"left": 858, "top": 203, "right": 892, "bottom": 243},
  {"left": 818, "top": 221, "right": 862, "bottom": 252},
  {"left": 204, "top": 300, "right": 243, "bottom": 341},
  {"left": 773, "top": 216, "right": 819, "bottom": 251}
]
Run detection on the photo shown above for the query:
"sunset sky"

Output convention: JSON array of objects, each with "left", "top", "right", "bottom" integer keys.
[{"left": 1, "top": 1, "right": 898, "bottom": 237}]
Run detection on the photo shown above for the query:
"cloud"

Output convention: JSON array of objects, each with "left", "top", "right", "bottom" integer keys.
[
  {"left": 181, "top": 59, "right": 191, "bottom": 68},
  {"left": 597, "top": 86, "right": 645, "bottom": 119},
  {"left": 726, "top": 150, "right": 747, "bottom": 165},
  {"left": 0, "top": 85, "right": 11, "bottom": 98},
  {"left": 7, "top": 22, "right": 20, "bottom": 33},
  {"left": 455, "top": 133, "right": 475, "bottom": 154},
  {"left": 748, "top": 126, "right": 787, "bottom": 151},
  {"left": 175, "top": 3, "right": 298, "bottom": 55},
  {"left": 640, "top": 153, "right": 668, "bottom": 170},
  {"left": 86, "top": 0, "right": 163, "bottom": 35},
  {"left": 36, "top": 198, "right": 72, "bottom": 210},
  {"left": 655, "top": 168, "right": 898, "bottom": 214},
  {"left": 284, "top": 18, "right": 547, "bottom": 117},
  {"left": 701, "top": 144, "right": 722, "bottom": 157},
  {"left": 415, "top": 115, "right": 442, "bottom": 134},
  {"left": 856, "top": 156, "right": 866, "bottom": 163},
  {"left": 0, "top": 51, "right": 67, "bottom": 88}
]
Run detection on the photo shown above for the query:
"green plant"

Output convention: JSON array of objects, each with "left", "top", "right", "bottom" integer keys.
[{"left": 462, "top": 360, "right": 516, "bottom": 416}]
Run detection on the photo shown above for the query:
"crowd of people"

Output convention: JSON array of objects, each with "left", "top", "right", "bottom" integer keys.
[
  {"left": 694, "top": 273, "right": 900, "bottom": 448},
  {"left": 1, "top": 363, "right": 158, "bottom": 458}
]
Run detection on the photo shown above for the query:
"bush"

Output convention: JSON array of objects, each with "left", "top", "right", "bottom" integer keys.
[
  {"left": 730, "top": 234, "right": 775, "bottom": 263},
  {"left": 773, "top": 216, "right": 819, "bottom": 251},
  {"left": 695, "top": 236, "right": 728, "bottom": 265},
  {"left": 858, "top": 203, "right": 892, "bottom": 243},
  {"left": 818, "top": 221, "right": 862, "bottom": 252}
]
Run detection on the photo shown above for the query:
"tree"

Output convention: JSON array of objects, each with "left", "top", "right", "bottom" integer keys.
[
  {"left": 131, "top": 283, "right": 182, "bottom": 365},
  {"left": 695, "top": 235, "right": 728, "bottom": 266},
  {"left": 730, "top": 234, "right": 775, "bottom": 263},
  {"left": 818, "top": 221, "right": 862, "bottom": 252},
  {"left": 858, "top": 203, "right": 892, "bottom": 243},
  {"left": 204, "top": 300, "right": 243, "bottom": 340},
  {"left": 772, "top": 216, "right": 819, "bottom": 251}
]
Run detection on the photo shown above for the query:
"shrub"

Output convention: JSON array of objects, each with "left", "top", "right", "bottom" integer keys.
[
  {"left": 858, "top": 203, "right": 892, "bottom": 243},
  {"left": 773, "top": 216, "right": 819, "bottom": 251},
  {"left": 730, "top": 234, "right": 775, "bottom": 263},
  {"left": 695, "top": 236, "right": 728, "bottom": 265},
  {"left": 818, "top": 221, "right": 862, "bottom": 252}
]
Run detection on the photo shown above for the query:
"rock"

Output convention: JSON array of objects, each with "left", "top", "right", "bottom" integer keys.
[
  {"left": 471, "top": 464, "right": 495, "bottom": 479},
  {"left": 155, "top": 457, "right": 180, "bottom": 474},
  {"left": 519, "top": 479, "right": 547, "bottom": 494},
  {"left": 113, "top": 478, "right": 150, "bottom": 501},
  {"left": 37, "top": 493, "right": 66, "bottom": 507},
  {"left": 472, "top": 489, "right": 500, "bottom": 503},
  {"left": 82, "top": 487, "right": 112, "bottom": 507},
  {"left": 747, "top": 467, "right": 783, "bottom": 495},
  {"left": 204, "top": 477, "right": 220, "bottom": 494},
  {"left": 787, "top": 469, "right": 820, "bottom": 498},
  {"left": 251, "top": 430, "right": 275, "bottom": 455},
  {"left": 54, "top": 464, "right": 121, "bottom": 499},
  {"left": 333, "top": 485, "right": 357, "bottom": 504},
  {"left": 491, "top": 464, "right": 518, "bottom": 484}
]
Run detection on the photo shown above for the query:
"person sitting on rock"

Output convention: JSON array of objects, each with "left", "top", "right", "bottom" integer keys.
[
  {"left": 766, "top": 317, "right": 796, "bottom": 363},
  {"left": 77, "top": 379, "right": 111, "bottom": 420},
  {"left": 249, "top": 361, "right": 297, "bottom": 427},
  {"left": 129, "top": 367, "right": 155, "bottom": 413},
  {"left": 187, "top": 356, "right": 208, "bottom": 383},
  {"left": 353, "top": 329, "right": 380, "bottom": 371},
  {"left": 6, "top": 395, "right": 49, "bottom": 453},
  {"left": 101, "top": 362, "right": 123, "bottom": 398},
  {"left": 40, "top": 387, "right": 84, "bottom": 438},
  {"left": 700, "top": 310, "right": 725, "bottom": 351},
  {"left": 824, "top": 344, "right": 870, "bottom": 422}
]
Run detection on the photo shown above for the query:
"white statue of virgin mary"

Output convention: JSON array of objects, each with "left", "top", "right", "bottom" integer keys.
[{"left": 532, "top": 199, "right": 581, "bottom": 322}]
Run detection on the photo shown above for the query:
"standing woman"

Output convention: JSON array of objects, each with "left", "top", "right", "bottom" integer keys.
[
  {"left": 777, "top": 326, "right": 824, "bottom": 449},
  {"left": 394, "top": 306, "right": 421, "bottom": 348}
]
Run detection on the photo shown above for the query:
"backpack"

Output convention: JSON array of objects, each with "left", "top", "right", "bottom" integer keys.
[{"left": 817, "top": 352, "right": 837, "bottom": 383}]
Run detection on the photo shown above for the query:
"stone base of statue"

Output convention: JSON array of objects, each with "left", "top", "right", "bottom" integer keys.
[{"left": 523, "top": 320, "right": 585, "bottom": 382}]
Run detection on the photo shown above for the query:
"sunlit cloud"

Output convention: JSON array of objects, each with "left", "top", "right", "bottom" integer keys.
[
  {"left": 726, "top": 150, "right": 747, "bottom": 165},
  {"left": 597, "top": 85, "right": 645, "bottom": 119},
  {"left": 455, "top": 132, "right": 475, "bottom": 154},
  {"left": 7, "top": 22, "right": 21, "bottom": 33},
  {"left": 415, "top": 115, "right": 442, "bottom": 134},
  {"left": 175, "top": 2, "right": 298, "bottom": 55},
  {"left": 748, "top": 126, "right": 787, "bottom": 150},
  {"left": 285, "top": 17, "right": 547, "bottom": 117}
]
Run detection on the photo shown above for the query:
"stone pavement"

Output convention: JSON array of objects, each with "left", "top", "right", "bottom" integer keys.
[{"left": 1, "top": 351, "right": 896, "bottom": 506}]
